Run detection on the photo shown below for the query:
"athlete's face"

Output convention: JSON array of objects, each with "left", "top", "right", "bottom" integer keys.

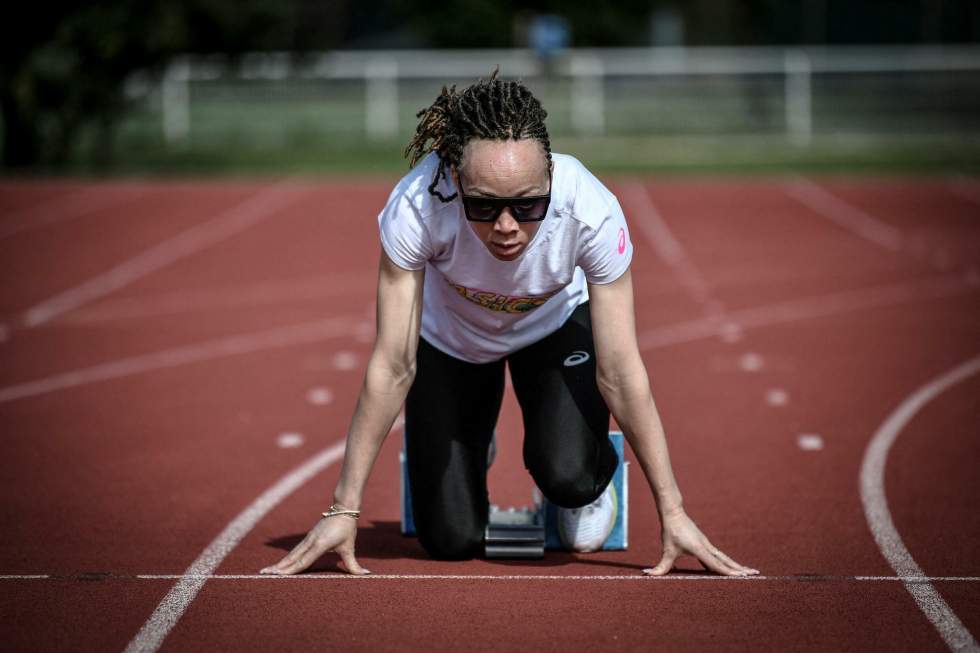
[{"left": 453, "top": 138, "right": 552, "bottom": 262}]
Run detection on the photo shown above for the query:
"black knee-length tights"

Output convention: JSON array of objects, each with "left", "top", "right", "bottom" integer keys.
[{"left": 404, "top": 301, "right": 619, "bottom": 560}]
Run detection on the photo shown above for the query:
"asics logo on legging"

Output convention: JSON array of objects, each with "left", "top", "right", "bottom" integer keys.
[{"left": 563, "top": 350, "right": 590, "bottom": 367}]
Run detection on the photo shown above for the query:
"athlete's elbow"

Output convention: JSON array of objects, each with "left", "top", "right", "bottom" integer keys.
[
  {"left": 367, "top": 353, "right": 417, "bottom": 389},
  {"left": 596, "top": 363, "right": 649, "bottom": 402}
]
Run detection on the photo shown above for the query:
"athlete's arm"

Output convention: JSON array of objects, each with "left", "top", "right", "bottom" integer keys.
[
  {"left": 588, "top": 268, "right": 758, "bottom": 577},
  {"left": 332, "top": 249, "right": 425, "bottom": 510},
  {"left": 587, "top": 268, "right": 682, "bottom": 516},
  {"left": 260, "top": 249, "right": 423, "bottom": 576}
]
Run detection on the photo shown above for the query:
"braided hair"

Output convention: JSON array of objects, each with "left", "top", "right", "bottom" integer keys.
[{"left": 403, "top": 68, "right": 552, "bottom": 203}]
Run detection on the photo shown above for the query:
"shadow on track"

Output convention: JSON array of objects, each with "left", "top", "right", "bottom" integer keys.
[{"left": 265, "top": 521, "right": 653, "bottom": 573}]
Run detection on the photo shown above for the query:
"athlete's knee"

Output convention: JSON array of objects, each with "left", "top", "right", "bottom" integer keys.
[
  {"left": 529, "top": 439, "right": 618, "bottom": 508},
  {"left": 418, "top": 522, "right": 484, "bottom": 560},
  {"left": 532, "top": 460, "right": 600, "bottom": 509}
]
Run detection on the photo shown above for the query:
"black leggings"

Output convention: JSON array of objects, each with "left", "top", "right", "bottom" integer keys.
[{"left": 404, "top": 301, "right": 619, "bottom": 560}]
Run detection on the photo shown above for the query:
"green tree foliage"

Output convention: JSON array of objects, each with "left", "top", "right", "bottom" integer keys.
[{"left": 0, "top": 0, "right": 292, "bottom": 167}]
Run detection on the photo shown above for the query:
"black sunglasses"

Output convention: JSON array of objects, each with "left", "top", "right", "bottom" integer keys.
[{"left": 457, "top": 171, "right": 552, "bottom": 223}]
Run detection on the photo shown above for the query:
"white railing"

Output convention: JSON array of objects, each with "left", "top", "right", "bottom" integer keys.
[{"left": 145, "top": 45, "right": 980, "bottom": 146}]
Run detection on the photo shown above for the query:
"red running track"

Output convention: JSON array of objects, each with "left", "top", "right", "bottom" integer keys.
[{"left": 0, "top": 174, "right": 978, "bottom": 652}]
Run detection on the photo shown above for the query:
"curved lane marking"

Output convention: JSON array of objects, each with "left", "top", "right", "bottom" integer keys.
[
  {"left": 124, "top": 439, "right": 347, "bottom": 653},
  {"left": 860, "top": 354, "right": 980, "bottom": 653},
  {"left": 0, "top": 277, "right": 958, "bottom": 649}
]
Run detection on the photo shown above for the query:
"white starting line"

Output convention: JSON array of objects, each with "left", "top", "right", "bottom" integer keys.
[{"left": 3, "top": 574, "right": 980, "bottom": 582}]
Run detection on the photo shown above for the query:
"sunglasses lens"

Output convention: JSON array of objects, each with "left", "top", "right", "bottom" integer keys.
[
  {"left": 511, "top": 197, "right": 549, "bottom": 222},
  {"left": 462, "top": 197, "right": 550, "bottom": 222},
  {"left": 463, "top": 197, "right": 500, "bottom": 222}
]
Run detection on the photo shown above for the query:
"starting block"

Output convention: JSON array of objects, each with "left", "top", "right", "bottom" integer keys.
[{"left": 400, "top": 431, "right": 629, "bottom": 558}]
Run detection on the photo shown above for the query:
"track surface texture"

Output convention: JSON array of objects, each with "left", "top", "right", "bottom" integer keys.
[{"left": 1, "top": 175, "right": 978, "bottom": 652}]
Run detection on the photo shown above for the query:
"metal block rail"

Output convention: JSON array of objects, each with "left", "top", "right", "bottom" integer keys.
[{"left": 484, "top": 506, "right": 546, "bottom": 559}]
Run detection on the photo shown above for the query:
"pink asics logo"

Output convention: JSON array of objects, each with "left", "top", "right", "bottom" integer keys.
[{"left": 617, "top": 227, "right": 626, "bottom": 254}]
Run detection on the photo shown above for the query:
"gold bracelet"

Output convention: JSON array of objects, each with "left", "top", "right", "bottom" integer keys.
[{"left": 322, "top": 504, "right": 360, "bottom": 520}]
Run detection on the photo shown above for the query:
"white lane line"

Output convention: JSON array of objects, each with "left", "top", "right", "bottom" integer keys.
[
  {"left": 0, "top": 316, "right": 354, "bottom": 404},
  {"left": 797, "top": 434, "right": 824, "bottom": 451},
  {"left": 718, "top": 322, "right": 743, "bottom": 343},
  {"left": 124, "top": 439, "right": 347, "bottom": 653},
  {"left": 1, "top": 274, "right": 970, "bottom": 406},
  {"left": 783, "top": 177, "right": 904, "bottom": 252},
  {"left": 3, "top": 275, "right": 972, "bottom": 406},
  {"left": 3, "top": 573, "right": 974, "bottom": 582},
  {"left": 738, "top": 352, "right": 764, "bottom": 372},
  {"left": 305, "top": 387, "right": 334, "bottom": 406},
  {"left": 855, "top": 577, "right": 980, "bottom": 582},
  {"left": 638, "top": 273, "right": 974, "bottom": 351},
  {"left": 131, "top": 574, "right": 980, "bottom": 582},
  {"left": 617, "top": 181, "right": 718, "bottom": 308},
  {"left": 860, "top": 354, "right": 980, "bottom": 653},
  {"left": 276, "top": 432, "right": 305, "bottom": 448},
  {"left": 21, "top": 183, "right": 304, "bottom": 328},
  {"left": 766, "top": 388, "right": 789, "bottom": 406},
  {"left": 0, "top": 185, "right": 149, "bottom": 240},
  {"left": 331, "top": 351, "right": 359, "bottom": 371},
  {"left": 0, "top": 575, "right": 51, "bottom": 579},
  {"left": 59, "top": 274, "right": 372, "bottom": 325}
]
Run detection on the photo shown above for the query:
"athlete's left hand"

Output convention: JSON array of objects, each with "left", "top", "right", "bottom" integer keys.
[{"left": 643, "top": 508, "right": 759, "bottom": 576}]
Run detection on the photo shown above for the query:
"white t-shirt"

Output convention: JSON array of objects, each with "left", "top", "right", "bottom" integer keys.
[{"left": 377, "top": 151, "right": 633, "bottom": 363}]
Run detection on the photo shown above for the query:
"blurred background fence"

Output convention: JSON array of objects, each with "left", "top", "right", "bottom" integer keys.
[
  {"left": 6, "top": 1, "right": 980, "bottom": 174},
  {"left": 115, "top": 45, "right": 980, "bottom": 173}
]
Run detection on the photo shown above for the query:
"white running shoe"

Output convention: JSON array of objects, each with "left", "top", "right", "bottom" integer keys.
[{"left": 557, "top": 482, "right": 617, "bottom": 552}]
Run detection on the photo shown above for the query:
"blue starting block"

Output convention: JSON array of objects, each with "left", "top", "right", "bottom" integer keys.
[{"left": 400, "top": 431, "right": 629, "bottom": 557}]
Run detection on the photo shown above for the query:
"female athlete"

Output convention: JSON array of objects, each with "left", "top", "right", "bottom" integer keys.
[{"left": 260, "top": 71, "right": 758, "bottom": 577}]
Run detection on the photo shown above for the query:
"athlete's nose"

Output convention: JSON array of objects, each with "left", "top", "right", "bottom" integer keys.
[{"left": 494, "top": 207, "right": 519, "bottom": 233}]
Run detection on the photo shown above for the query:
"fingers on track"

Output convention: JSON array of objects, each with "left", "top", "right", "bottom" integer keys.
[
  {"left": 710, "top": 545, "right": 759, "bottom": 575},
  {"left": 642, "top": 549, "right": 678, "bottom": 576}
]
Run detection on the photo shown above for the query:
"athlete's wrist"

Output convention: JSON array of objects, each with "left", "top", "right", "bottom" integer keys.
[
  {"left": 655, "top": 491, "right": 684, "bottom": 520},
  {"left": 333, "top": 488, "right": 362, "bottom": 512}
]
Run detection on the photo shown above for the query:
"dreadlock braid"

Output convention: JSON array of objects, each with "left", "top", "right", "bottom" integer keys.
[{"left": 403, "top": 68, "right": 552, "bottom": 203}]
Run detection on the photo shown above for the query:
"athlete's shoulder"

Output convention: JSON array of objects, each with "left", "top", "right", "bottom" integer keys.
[
  {"left": 386, "top": 152, "right": 458, "bottom": 221},
  {"left": 552, "top": 152, "right": 618, "bottom": 231}
]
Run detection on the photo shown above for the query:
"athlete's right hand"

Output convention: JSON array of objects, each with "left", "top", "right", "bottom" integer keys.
[{"left": 259, "top": 515, "right": 370, "bottom": 576}]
